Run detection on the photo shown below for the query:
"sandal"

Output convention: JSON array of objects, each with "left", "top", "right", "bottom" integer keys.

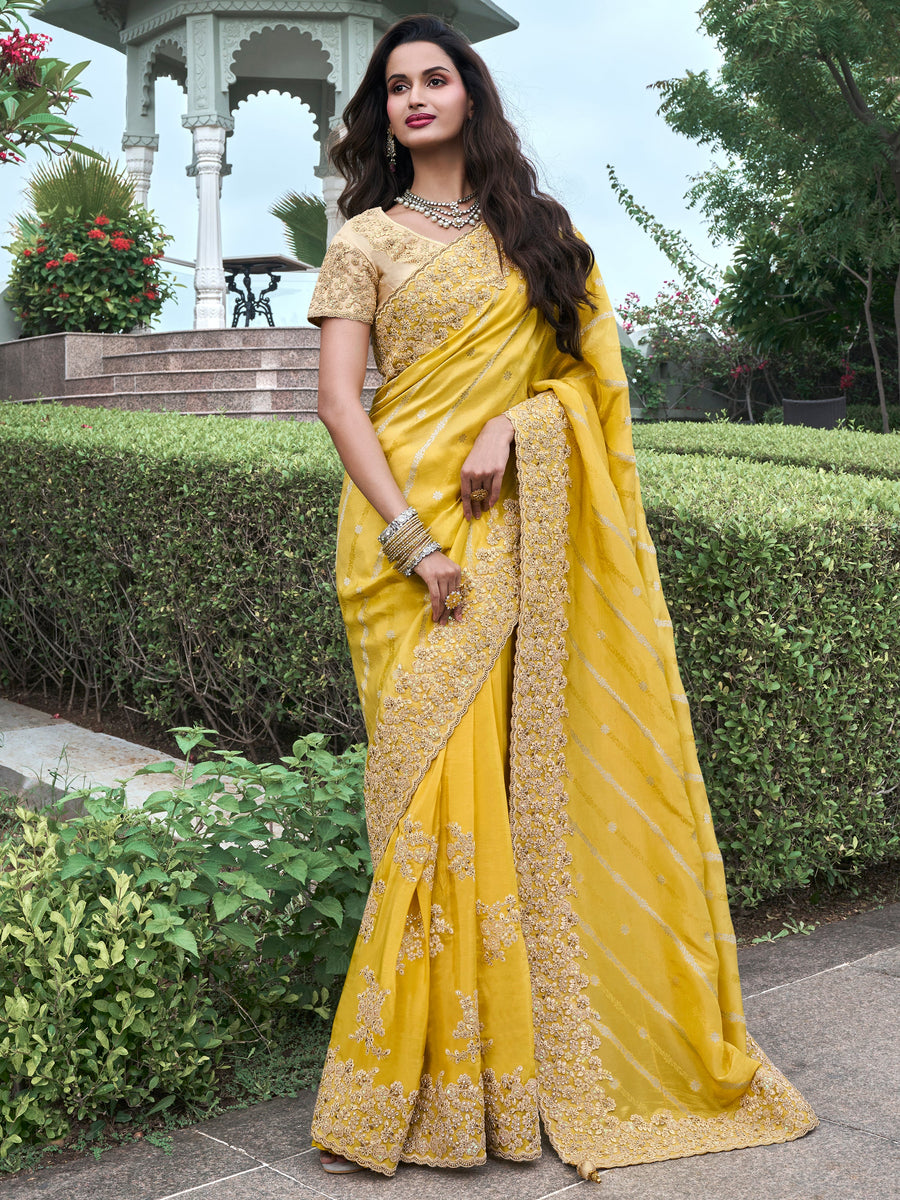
[{"left": 320, "top": 1151, "right": 364, "bottom": 1175}]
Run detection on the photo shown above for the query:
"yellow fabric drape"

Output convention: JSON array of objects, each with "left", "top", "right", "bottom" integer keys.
[{"left": 311, "top": 222, "right": 817, "bottom": 1177}]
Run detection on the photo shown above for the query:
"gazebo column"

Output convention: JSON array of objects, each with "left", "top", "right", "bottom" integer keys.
[
  {"left": 123, "top": 42, "right": 159, "bottom": 207},
  {"left": 183, "top": 13, "right": 233, "bottom": 328},
  {"left": 189, "top": 123, "right": 228, "bottom": 328},
  {"left": 122, "top": 137, "right": 158, "bottom": 207}
]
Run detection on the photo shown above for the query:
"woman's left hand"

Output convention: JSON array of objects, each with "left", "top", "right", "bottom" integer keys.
[{"left": 460, "top": 414, "right": 515, "bottom": 522}]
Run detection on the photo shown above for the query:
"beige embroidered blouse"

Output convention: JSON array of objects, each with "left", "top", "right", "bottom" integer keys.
[{"left": 308, "top": 207, "right": 449, "bottom": 327}]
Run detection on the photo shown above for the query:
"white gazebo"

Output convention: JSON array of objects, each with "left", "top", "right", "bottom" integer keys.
[{"left": 36, "top": 1, "right": 517, "bottom": 329}]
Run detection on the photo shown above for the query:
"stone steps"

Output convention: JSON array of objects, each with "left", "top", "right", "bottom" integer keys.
[
  {"left": 1, "top": 325, "right": 379, "bottom": 418},
  {"left": 64, "top": 366, "right": 381, "bottom": 396},
  {"left": 17, "top": 388, "right": 323, "bottom": 414}
]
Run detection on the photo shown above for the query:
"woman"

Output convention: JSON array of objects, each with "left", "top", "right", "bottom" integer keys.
[{"left": 307, "top": 14, "right": 817, "bottom": 1181}]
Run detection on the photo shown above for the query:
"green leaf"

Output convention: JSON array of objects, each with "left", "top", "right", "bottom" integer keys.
[
  {"left": 219, "top": 922, "right": 257, "bottom": 948},
  {"left": 310, "top": 896, "right": 344, "bottom": 927},
  {"left": 163, "top": 927, "right": 199, "bottom": 957}
]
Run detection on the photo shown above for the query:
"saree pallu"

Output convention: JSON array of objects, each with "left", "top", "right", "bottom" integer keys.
[{"left": 311, "top": 223, "right": 817, "bottom": 1177}]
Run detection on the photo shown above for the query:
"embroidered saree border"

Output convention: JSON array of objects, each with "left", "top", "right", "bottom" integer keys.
[
  {"left": 314, "top": 1049, "right": 541, "bottom": 1176},
  {"left": 364, "top": 507, "right": 520, "bottom": 866},
  {"left": 507, "top": 393, "right": 818, "bottom": 1177}
]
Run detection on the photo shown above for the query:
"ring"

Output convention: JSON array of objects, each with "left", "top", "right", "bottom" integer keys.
[
  {"left": 469, "top": 488, "right": 488, "bottom": 502},
  {"left": 445, "top": 588, "right": 464, "bottom": 610}
]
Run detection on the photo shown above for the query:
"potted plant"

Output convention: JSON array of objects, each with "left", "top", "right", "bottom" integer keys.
[{"left": 781, "top": 369, "right": 848, "bottom": 429}]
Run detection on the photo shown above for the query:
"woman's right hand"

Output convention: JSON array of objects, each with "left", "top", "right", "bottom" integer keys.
[{"left": 414, "top": 550, "right": 462, "bottom": 625}]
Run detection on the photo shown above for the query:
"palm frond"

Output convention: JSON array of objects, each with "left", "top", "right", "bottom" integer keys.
[
  {"left": 25, "top": 153, "right": 136, "bottom": 224},
  {"left": 269, "top": 191, "right": 328, "bottom": 267}
]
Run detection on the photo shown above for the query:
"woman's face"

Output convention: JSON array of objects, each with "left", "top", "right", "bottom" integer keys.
[{"left": 385, "top": 40, "right": 472, "bottom": 154}]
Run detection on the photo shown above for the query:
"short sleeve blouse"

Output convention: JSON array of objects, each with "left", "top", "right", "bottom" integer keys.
[{"left": 307, "top": 208, "right": 448, "bottom": 327}]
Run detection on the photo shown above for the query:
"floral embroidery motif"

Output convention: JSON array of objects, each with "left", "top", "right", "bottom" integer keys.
[
  {"left": 429, "top": 903, "right": 454, "bottom": 957},
  {"left": 476, "top": 894, "right": 521, "bottom": 966},
  {"left": 396, "top": 911, "right": 426, "bottom": 975},
  {"left": 308, "top": 237, "right": 378, "bottom": 324},
  {"left": 359, "top": 880, "right": 386, "bottom": 943},
  {"left": 393, "top": 818, "right": 438, "bottom": 886},
  {"left": 365, "top": 506, "right": 520, "bottom": 867},
  {"left": 311, "top": 1047, "right": 418, "bottom": 1177},
  {"left": 374, "top": 222, "right": 508, "bottom": 381},
  {"left": 447, "top": 990, "right": 493, "bottom": 1064},
  {"left": 313, "top": 1050, "right": 540, "bottom": 1176},
  {"left": 348, "top": 967, "right": 391, "bottom": 1060},
  {"left": 446, "top": 822, "right": 475, "bottom": 880},
  {"left": 358, "top": 207, "right": 444, "bottom": 267}
]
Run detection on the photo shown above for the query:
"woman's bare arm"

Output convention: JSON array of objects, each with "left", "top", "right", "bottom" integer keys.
[
  {"left": 317, "top": 317, "right": 408, "bottom": 523},
  {"left": 317, "top": 317, "right": 461, "bottom": 623}
]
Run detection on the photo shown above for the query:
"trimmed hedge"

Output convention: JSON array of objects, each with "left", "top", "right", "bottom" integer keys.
[
  {"left": 1, "top": 404, "right": 899, "bottom": 903},
  {"left": 634, "top": 419, "right": 900, "bottom": 479},
  {"left": 0, "top": 404, "right": 357, "bottom": 751}
]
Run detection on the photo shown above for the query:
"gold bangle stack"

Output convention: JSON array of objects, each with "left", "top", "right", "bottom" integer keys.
[{"left": 379, "top": 507, "right": 442, "bottom": 576}]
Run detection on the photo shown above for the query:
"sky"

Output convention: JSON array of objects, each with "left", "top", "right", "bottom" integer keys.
[{"left": 0, "top": 0, "right": 726, "bottom": 327}]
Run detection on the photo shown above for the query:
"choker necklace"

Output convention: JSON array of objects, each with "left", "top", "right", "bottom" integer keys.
[{"left": 396, "top": 189, "right": 481, "bottom": 229}]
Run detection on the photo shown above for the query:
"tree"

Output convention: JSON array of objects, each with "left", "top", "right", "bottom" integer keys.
[
  {"left": 653, "top": 0, "right": 900, "bottom": 432},
  {"left": 0, "top": 0, "right": 97, "bottom": 165}
]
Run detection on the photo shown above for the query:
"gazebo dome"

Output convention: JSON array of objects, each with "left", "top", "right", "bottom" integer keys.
[{"left": 34, "top": 0, "right": 517, "bottom": 328}]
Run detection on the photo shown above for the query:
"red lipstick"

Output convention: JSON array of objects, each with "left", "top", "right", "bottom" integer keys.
[{"left": 406, "top": 114, "right": 435, "bottom": 127}]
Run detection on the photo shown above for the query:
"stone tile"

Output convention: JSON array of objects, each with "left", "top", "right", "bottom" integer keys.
[
  {"left": 192, "top": 1093, "right": 317, "bottom": 1163},
  {"left": 854, "top": 945, "right": 900, "bottom": 978},
  {"left": 738, "top": 914, "right": 900, "bottom": 999},
  {"left": 1, "top": 1129, "right": 258, "bottom": 1200},
  {"left": 854, "top": 902, "right": 900, "bottom": 932},
  {"left": 588, "top": 1120, "right": 899, "bottom": 1200},
  {"left": 745, "top": 963, "right": 900, "bottom": 1139},
  {"left": 273, "top": 1133, "right": 580, "bottom": 1200},
  {"left": 0, "top": 719, "right": 185, "bottom": 811},
  {"left": 155, "top": 1163, "right": 325, "bottom": 1200},
  {"left": 0, "top": 698, "right": 58, "bottom": 731}
]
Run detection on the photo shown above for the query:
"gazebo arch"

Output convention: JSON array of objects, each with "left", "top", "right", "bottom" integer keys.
[{"left": 35, "top": 1, "right": 518, "bottom": 328}]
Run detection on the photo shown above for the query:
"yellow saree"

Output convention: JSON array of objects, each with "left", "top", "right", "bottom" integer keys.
[{"left": 307, "top": 209, "right": 817, "bottom": 1178}]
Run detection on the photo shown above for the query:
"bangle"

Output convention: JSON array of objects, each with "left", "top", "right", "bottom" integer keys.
[
  {"left": 379, "top": 508, "right": 443, "bottom": 576},
  {"left": 402, "top": 541, "right": 442, "bottom": 576},
  {"left": 378, "top": 507, "right": 417, "bottom": 546}
]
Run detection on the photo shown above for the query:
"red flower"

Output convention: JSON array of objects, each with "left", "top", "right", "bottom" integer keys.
[
  {"left": 110, "top": 236, "right": 134, "bottom": 250},
  {"left": 142, "top": 256, "right": 156, "bottom": 266},
  {"left": 22, "top": 248, "right": 32, "bottom": 257},
  {"left": 62, "top": 251, "right": 78, "bottom": 263},
  {"left": 44, "top": 259, "right": 60, "bottom": 269},
  {"left": 34, "top": 245, "right": 45, "bottom": 254},
  {"left": 94, "top": 215, "right": 110, "bottom": 226},
  {"left": 59, "top": 292, "right": 70, "bottom": 299},
  {"left": 144, "top": 287, "right": 158, "bottom": 300},
  {"left": 87, "top": 229, "right": 105, "bottom": 240},
  {"left": 130, "top": 295, "right": 141, "bottom": 303}
]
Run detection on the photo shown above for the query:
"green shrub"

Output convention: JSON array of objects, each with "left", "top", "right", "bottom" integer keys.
[
  {"left": 0, "top": 730, "right": 368, "bottom": 1156},
  {"left": 634, "top": 418, "right": 900, "bottom": 479},
  {"left": 5, "top": 173, "right": 177, "bottom": 335},
  {"left": 0, "top": 405, "right": 359, "bottom": 750}
]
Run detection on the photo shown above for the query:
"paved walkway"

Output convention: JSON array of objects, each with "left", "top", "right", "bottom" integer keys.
[{"left": 2, "top": 700, "right": 898, "bottom": 1199}]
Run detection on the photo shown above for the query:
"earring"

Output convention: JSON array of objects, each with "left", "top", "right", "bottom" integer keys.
[{"left": 386, "top": 129, "right": 397, "bottom": 173}]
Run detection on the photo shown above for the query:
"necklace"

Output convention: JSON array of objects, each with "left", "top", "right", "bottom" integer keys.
[{"left": 396, "top": 189, "right": 481, "bottom": 230}]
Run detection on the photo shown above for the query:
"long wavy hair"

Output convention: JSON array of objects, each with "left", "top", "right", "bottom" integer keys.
[{"left": 331, "top": 15, "right": 595, "bottom": 359}]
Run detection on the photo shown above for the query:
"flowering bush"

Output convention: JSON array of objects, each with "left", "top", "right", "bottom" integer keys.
[
  {"left": 5, "top": 209, "right": 177, "bottom": 334},
  {"left": 618, "top": 281, "right": 769, "bottom": 420},
  {"left": 0, "top": 0, "right": 94, "bottom": 164}
]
